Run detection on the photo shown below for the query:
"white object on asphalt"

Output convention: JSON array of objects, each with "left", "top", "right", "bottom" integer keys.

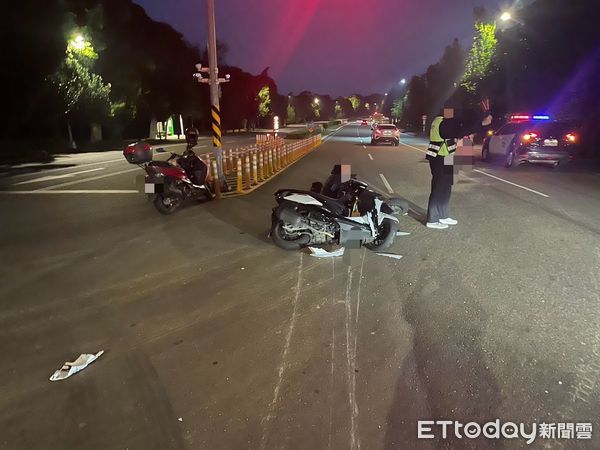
[
  {"left": 49, "top": 350, "right": 104, "bottom": 381},
  {"left": 439, "top": 217, "right": 458, "bottom": 225},
  {"left": 396, "top": 231, "right": 411, "bottom": 236},
  {"left": 426, "top": 222, "right": 448, "bottom": 229},
  {"left": 375, "top": 252, "right": 403, "bottom": 260},
  {"left": 308, "top": 247, "right": 345, "bottom": 258}
]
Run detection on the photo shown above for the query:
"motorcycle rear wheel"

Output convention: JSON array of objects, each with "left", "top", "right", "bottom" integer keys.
[
  {"left": 153, "top": 194, "right": 183, "bottom": 215},
  {"left": 365, "top": 218, "right": 397, "bottom": 251},
  {"left": 271, "top": 221, "right": 311, "bottom": 250}
]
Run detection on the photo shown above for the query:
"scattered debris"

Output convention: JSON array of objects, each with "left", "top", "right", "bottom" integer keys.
[
  {"left": 375, "top": 252, "right": 403, "bottom": 260},
  {"left": 178, "top": 418, "right": 183, "bottom": 422},
  {"left": 241, "top": 267, "right": 245, "bottom": 270},
  {"left": 49, "top": 350, "right": 104, "bottom": 381},
  {"left": 308, "top": 247, "right": 345, "bottom": 258},
  {"left": 396, "top": 231, "right": 411, "bottom": 236}
]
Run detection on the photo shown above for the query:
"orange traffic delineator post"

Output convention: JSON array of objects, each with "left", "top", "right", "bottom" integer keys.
[
  {"left": 258, "top": 149, "right": 265, "bottom": 181},
  {"left": 228, "top": 149, "right": 233, "bottom": 173},
  {"left": 203, "top": 155, "right": 212, "bottom": 178},
  {"left": 252, "top": 152, "right": 258, "bottom": 185},
  {"left": 244, "top": 155, "right": 251, "bottom": 190},
  {"left": 211, "top": 160, "right": 221, "bottom": 198},
  {"left": 236, "top": 156, "right": 243, "bottom": 193}
]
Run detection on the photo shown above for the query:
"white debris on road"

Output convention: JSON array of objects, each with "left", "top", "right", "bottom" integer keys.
[
  {"left": 375, "top": 252, "right": 403, "bottom": 260},
  {"left": 308, "top": 247, "right": 345, "bottom": 258},
  {"left": 49, "top": 350, "right": 104, "bottom": 381}
]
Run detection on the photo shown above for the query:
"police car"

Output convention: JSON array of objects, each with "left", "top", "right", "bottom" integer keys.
[{"left": 481, "top": 114, "right": 580, "bottom": 168}]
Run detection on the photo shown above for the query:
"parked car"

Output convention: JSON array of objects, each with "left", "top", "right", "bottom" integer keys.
[{"left": 482, "top": 116, "right": 581, "bottom": 168}]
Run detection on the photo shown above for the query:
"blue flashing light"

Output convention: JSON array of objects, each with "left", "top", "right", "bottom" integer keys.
[{"left": 532, "top": 115, "right": 550, "bottom": 120}]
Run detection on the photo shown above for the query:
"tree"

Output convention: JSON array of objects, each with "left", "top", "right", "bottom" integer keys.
[
  {"left": 391, "top": 99, "right": 403, "bottom": 121},
  {"left": 49, "top": 33, "right": 111, "bottom": 147},
  {"left": 347, "top": 95, "right": 361, "bottom": 113},
  {"left": 287, "top": 104, "right": 296, "bottom": 123},
  {"left": 461, "top": 21, "right": 497, "bottom": 94},
  {"left": 257, "top": 86, "right": 271, "bottom": 118}
]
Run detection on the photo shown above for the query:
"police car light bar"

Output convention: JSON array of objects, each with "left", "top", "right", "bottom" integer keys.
[{"left": 510, "top": 114, "right": 551, "bottom": 121}]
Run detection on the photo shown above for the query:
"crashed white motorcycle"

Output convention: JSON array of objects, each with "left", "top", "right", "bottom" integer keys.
[{"left": 270, "top": 167, "right": 408, "bottom": 251}]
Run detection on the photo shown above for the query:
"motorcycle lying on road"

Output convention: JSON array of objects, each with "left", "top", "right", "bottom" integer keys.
[
  {"left": 271, "top": 165, "right": 409, "bottom": 251},
  {"left": 123, "top": 142, "right": 213, "bottom": 214}
]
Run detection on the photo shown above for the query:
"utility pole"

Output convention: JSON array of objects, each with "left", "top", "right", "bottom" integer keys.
[{"left": 195, "top": 0, "right": 230, "bottom": 190}]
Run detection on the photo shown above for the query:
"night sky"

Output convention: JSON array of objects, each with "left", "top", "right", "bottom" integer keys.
[{"left": 134, "top": 0, "right": 503, "bottom": 97}]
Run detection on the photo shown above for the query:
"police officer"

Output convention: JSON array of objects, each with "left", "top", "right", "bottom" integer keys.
[{"left": 426, "top": 106, "right": 492, "bottom": 229}]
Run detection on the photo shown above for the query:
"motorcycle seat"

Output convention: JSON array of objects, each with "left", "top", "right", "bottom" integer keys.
[
  {"left": 148, "top": 160, "right": 173, "bottom": 168},
  {"left": 281, "top": 189, "right": 348, "bottom": 216}
]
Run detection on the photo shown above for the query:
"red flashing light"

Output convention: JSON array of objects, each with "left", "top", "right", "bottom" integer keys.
[
  {"left": 565, "top": 133, "right": 577, "bottom": 143},
  {"left": 521, "top": 131, "right": 539, "bottom": 142}
]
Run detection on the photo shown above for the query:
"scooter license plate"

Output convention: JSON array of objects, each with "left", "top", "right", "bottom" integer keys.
[{"left": 143, "top": 183, "right": 164, "bottom": 194}]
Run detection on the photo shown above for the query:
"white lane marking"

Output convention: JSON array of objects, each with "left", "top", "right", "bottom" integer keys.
[
  {"left": 362, "top": 145, "right": 366, "bottom": 149},
  {"left": 0, "top": 190, "right": 139, "bottom": 194},
  {"left": 11, "top": 158, "right": 124, "bottom": 178},
  {"left": 473, "top": 169, "right": 550, "bottom": 198},
  {"left": 14, "top": 167, "right": 105, "bottom": 185},
  {"left": 398, "top": 141, "right": 428, "bottom": 154},
  {"left": 260, "top": 253, "right": 304, "bottom": 449},
  {"left": 379, "top": 173, "right": 394, "bottom": 194},
  {"left": 397, "top": 140, "right": 550, "bottom": 198},
  {"left": 36, "top": 168, "right": 139, "bottom": 191},
  {"left": 368, "top": 154, "right": 373, "bottom": 161}
]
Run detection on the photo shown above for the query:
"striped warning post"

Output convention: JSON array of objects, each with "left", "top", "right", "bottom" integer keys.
[{"left": 211, "top": 105, "right": 222, "bottom": 147}]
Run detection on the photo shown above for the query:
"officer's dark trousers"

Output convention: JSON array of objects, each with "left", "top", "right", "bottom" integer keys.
[{"left": 426, "top": 155, "right": 453, "bottom": 223}]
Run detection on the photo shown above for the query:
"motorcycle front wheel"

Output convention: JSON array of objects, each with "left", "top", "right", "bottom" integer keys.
[
  {"left": 270, "top": 221, "right": 311, "bottom": 250},
  {"left": 153, "top": 194, "right": 183, "bottom": 215},
  {"left": 365, "top": 218, "right": 397, "bottom": 251}
]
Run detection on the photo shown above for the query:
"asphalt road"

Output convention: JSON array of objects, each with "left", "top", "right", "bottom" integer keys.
[{"left": 1, "top": 123, "right": 599, "bottom": 449}]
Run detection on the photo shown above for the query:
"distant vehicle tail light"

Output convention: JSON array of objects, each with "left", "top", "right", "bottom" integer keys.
[
  {"left": 521, "top": 132, "right": 539, "bottom": 142},
  {"left": 565, "top": 133, "right": 577, "bottom": 143}
]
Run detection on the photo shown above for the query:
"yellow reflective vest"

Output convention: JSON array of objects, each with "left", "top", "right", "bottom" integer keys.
[{"left": 426, "top": 116, "right": 457, "bottom": 157}]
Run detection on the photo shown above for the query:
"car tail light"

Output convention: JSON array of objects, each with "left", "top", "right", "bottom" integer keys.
[
  {"left": 565, "top": 133, "right": 577, "bottom": 143},
  {"left": 521, "top": 131, "right": 539, "bottom": 142}
]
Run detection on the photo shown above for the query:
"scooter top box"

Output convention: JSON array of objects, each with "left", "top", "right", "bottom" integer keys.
[{"left": 124, "top": 142, "right": 153, "bottom": 164}]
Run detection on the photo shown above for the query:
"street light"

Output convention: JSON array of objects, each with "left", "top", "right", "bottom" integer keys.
[
  {"left": 400, "top": 78, "right": 406, "bottom": 85},
  {"left": 72, "top": 35, "right": 85, "bottom": 50},
  {"left": 314, "top": 98, "right": 320, "bottom": 104},
  {"left": 500, "top": 11, "right": 512, "bottom": 21}
]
